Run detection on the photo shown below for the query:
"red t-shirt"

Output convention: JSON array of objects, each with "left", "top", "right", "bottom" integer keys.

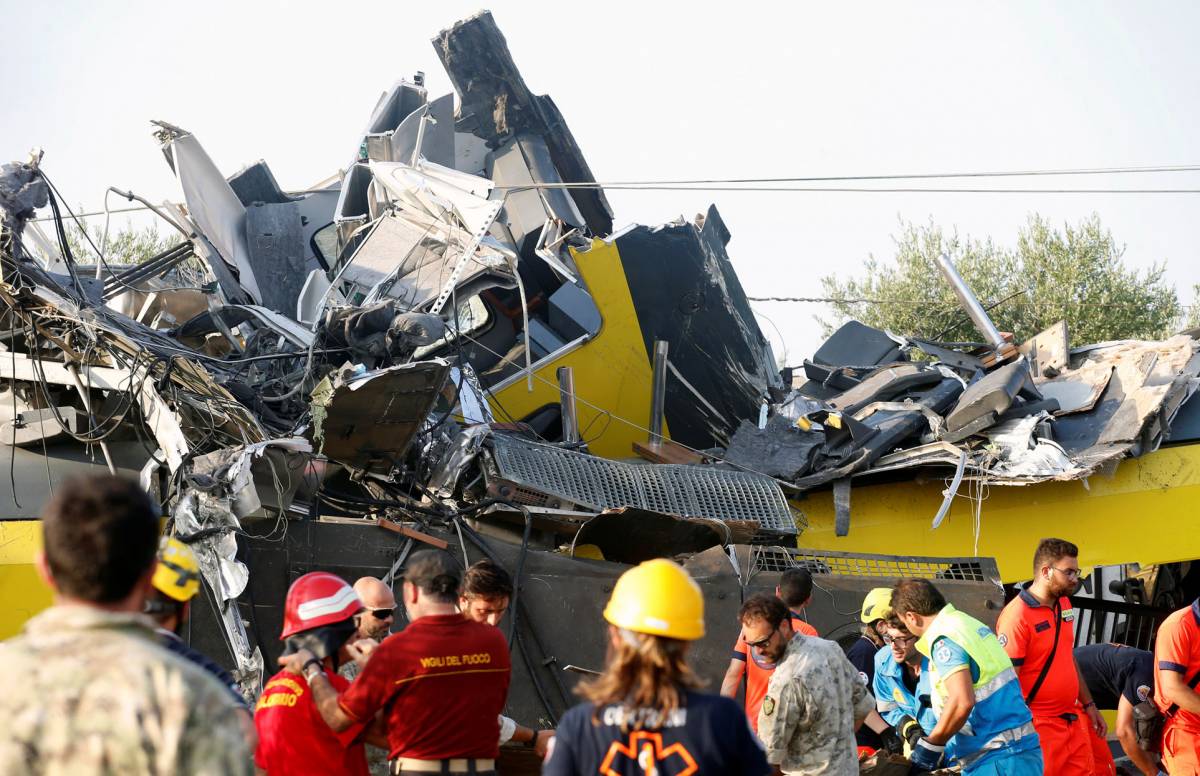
[
  {"left": 731, "top": 612, "right": 818, "bottom": 732},
  {"left": 1154, "top": 600, "right": 1200, "bottom": 732},
  {"left": 338, "top": 613, "right": 511, "bottom": 760},
  {"left": 996, "top": 591, "right": 1079, "bottom": 716},
  {"left": 255, "top": 667, "right": 368, "bottom": 776}
]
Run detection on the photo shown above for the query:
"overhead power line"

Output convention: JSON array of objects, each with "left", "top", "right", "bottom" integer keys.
[
  {"left": 28, "top": 162, "right": 1200, "bottom": 222},
  {"left": 748, "top": 296, "right": 1200, "bottom": 309}
]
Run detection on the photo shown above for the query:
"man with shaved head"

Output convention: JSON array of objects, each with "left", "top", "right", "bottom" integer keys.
[
  {"left": 338, "top": 577, "right": 396, "bottom": 684},
  {"left": 353, "top": 577, "right": 397, "bottom": 641}
]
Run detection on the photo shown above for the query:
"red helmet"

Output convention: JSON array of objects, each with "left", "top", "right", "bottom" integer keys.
[{"left": 281, "top": 572, "right": 363, "bottom": 639}]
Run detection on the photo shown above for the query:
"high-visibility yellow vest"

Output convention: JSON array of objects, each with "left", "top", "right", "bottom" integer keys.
[{"left": 916, "top": 603, "right": 1018, "bottom": 714}]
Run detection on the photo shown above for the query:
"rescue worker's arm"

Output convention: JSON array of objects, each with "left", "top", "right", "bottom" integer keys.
[
  {"left": 721, "top": 636, "right": 747, "bottom": 698},
  {"left": 306, "top": 670, "right": 358, "bottom": 732},
  {"left": 1157, "top": 608, "right": 1200, "bottom": 713},
  {"left": 279, "top": 649, "right": 359, "bottom": 732},
  {"left": 1115, "top": 695, "right": 1159, "bottom": 776},
  {"left": 1159, "top": 668, "right": 1200, "bottom": 713},
  {"left": 871, "top": 667, "right": 902, "bottom": 726},
  {"left": 926, "top": 667, "right": 974, "bottom": 745},
  {"left": 1075, "top": 659, "right": 1107, "bottom": 737},
  {"left": 757, "top": 678, "right": 801, "bottom": 766},
  {"left": 721, "top": 657, "right": 745, "bottom": 698}
]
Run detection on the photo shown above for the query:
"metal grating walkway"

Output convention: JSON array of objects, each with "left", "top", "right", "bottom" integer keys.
[{"left": 488, "top": 435, "right": 798, "bottom": 536}]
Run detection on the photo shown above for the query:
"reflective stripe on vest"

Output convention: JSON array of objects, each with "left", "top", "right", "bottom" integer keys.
[
  {"left": 916, "top": 604, "right": 1016, "bottom": 715},
  {"left": 954, "top": 721, "right": 1038, "bottom": 767}
]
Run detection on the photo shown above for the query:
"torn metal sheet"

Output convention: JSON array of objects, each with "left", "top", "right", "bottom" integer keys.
[
  {"left": 1038, "top": 366, "right": 1113, "bottom": 415},
  {"left": 434, "top": 11, "right": 614, "bottom": 237},
  {"left": 310, "top": 359, "right": 451, "bottom": 474},
  {"left": 162, "top": 131, "right": 262, "bottom": 304},
  {"left": 1020, "top": 320, "right": 1070, "bottom": 379},
  {"left": 484, "top": 434, "right": 797, "bottom": 541}
]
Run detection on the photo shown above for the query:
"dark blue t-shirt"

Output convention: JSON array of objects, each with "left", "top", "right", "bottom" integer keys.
[
  {"left": 543, "top": 689, "right": 769, "bottom": 776},
  {"left": 1074, "top": 643, "right": 1155, "bottom": 710},
  {"left": 158, "top": 630, "right": 249, "bottom": 710},
  {"left": 845, "top": 636, "right": 882, "bottom": 747}
]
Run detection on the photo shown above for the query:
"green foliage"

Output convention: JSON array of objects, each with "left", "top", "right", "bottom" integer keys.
[
  {"left": 1186, "top": 284, "right": 1200, "bottom": 331},
  {"left": 819, "top": 214, "right": 1181, "bottom": 348},
  {"left": 64, "top": 217, "right": 172, "bottom": 266}
]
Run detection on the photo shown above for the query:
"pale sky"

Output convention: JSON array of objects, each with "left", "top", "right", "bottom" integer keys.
[{"left": 3, "top": 1, "right": 1197, "bottom": 360}]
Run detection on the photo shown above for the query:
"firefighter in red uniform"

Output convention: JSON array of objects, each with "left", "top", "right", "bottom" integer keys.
[
  {"left": 1154, "top": 595, "right": 1200, "bottom": 774},
  {"left": 255, "top": 572, "right": 375, "bottom": 775},
  {"left": 996, "top": 538, "right": 1105, "bottom": 776},
  {"left": 278, "top": 549, "right": 511, "bottom": 776}
]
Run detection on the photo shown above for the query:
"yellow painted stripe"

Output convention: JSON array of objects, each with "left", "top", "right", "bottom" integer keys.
[
  {"left": 392, "top": 666, "right": 510, "bottom": 686},
  {"left": 797, "top": 443, "right": 1200, "bottom": 583},
  {"left": 488, "top": 238, "right": 665, "bottom": 460}
]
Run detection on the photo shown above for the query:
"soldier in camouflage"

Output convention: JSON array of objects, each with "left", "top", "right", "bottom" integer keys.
[
  {"left": 0, "top": 474, "right": 252, "bottom": 775},
  {"left": 740, "top": 595, "right": 874, "bottom": 775}
]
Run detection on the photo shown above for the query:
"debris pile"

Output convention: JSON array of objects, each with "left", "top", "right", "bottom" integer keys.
[
  {"left": 0, "top": 12, "right": 791, "bottom": 697},
  {"left": 725, "top": 260, "right": 1200, "bottom": 535}
]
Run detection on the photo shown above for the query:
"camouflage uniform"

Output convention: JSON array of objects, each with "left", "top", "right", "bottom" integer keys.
[
  {"left": 0, "top": 604, "right": 252, "bottom": 776},
  {"left": 758, "top": 634, "right": 875, "bottom": 775}
]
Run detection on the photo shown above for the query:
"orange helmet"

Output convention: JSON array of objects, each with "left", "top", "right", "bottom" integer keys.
[{"left": 280, "top": 572, "right": 362, "bottom": 639}]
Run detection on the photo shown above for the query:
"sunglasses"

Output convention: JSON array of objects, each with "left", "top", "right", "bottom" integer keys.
[
  {"left": 370, "top": 608, "right": 394, "bottom": 619},
  {"left": 884, "top": 634, "right": 917, "bottom": 646},
  {"left": 745, "top": 626, "right": 779, "bottom": 650}
]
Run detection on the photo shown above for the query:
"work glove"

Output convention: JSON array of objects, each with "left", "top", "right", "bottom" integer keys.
[
  {"left": 897, "top": 715, "right": 924, "bottom": 750},
  {"left": 908, "top": 737, "right": 944, "bottom": 773},
  {"left": 879, "top": 726, "right": 904, "bottom": 755}
]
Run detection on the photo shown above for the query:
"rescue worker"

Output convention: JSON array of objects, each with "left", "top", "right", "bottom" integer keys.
[
  {"left": 341, "top": 576, "right": 396, "bottom": 776},
  {"left": 744, "top": 594, "right": 874, "bottom": 775},
  {"left": 459, "top": 559, "right": 554, "bottom": 756},
  {"left": 279, "top": 549, "right": 511, "bottom": 775},
  {"left": 996, "top": 539, "right": 1105, "bottom": 776},
  {"left": 1153, "top": 595, "right": 1200, "bottom": 774},
  {"left": 720, "top": 567, "right": 820, "bottom": 733},
  {"left": 544, "top": 559, "right": 769, "bottom": 775},
  {"left": 874, "top": 613, "right": 939, "bottom": 757},
  {"left": 1075, "top": 643, "right": 1159, "bottom": 776},
  {"left": 847, "top": 586, "right": 898, "bottom": 751},
  {"left": 891, "top": 578, "right": 1042, "bottom": 775},
  {"left": 144, "top": 536, "right": 256, "bottom": 746},
  {"left": 0, "top": 474, "right": 252, "bottom": 774},
  {"left": 339, "top": 576, "right": 395, "bottom": 682},
  {"left": 256, "top": 571, "right": 376, "bottom": 775}
]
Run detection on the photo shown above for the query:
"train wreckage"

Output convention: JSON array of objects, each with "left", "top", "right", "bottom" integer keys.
[{"left": 2, "top": 10, "right": 1199, "bottom": 743}]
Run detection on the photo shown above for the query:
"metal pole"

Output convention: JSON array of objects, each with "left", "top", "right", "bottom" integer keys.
[
  {"left": 934, "top": 253, "right": 1006, "bottom": 350},
  {"left": 66, "top": 365, "right": 117, "bottom": 476},
  {"left": 649, "top": 340, "right": 669, "bottom": 443},
  {"left": 556, "top": 366, "right": 579, "bottom": 444}
]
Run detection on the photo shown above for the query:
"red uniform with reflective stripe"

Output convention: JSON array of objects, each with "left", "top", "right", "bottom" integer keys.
[
  {"left": 996, "top": 591, "right": 1093, "bottom": 776},
  {"left": 255, "top": 667, "right": 368, "bottom": 776},
  {"left": 1153, "top": 599, "right": 1200, "bottom": 774},
  {"left": 338, "top": 613, "right": 510, "bottom": 761},
  {"left": 731, "top": 612, "right": 817, "bottom": 732}
]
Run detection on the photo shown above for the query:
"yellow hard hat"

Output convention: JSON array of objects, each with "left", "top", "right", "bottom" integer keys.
[
  {"left": 152, "top": 537, "right": 201, "bottom": 602},
  {"left": 861, "top": 587, "right": 894, "bottom": 624},
  {"left": 603, "top": 559, "right": 705, "bottom": 641}
]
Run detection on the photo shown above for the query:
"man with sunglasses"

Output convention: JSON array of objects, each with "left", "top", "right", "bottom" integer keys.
[
  {"left": 997, "top": 538, "right": 1105, "bottom": 776},
  {"left": 742, "top": 595, "right": 873, "bottom": 774},
  {"left": 721, "top": 569, "right": 820, "bottom": 735}
]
